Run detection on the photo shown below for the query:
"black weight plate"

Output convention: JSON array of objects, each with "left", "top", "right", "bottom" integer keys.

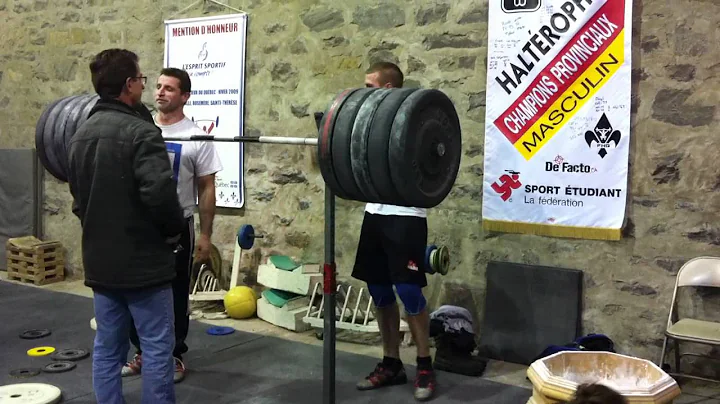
[
  {"left": 74, "top": 94, "right": 100, "bottom": 132},
  {"left": 9, "top": 368, "right": 41, "bottom": 378},
  {"left": 19, "top": 328, "right": 51, "bottom": 340},
  {"left": 54, "top": 95, "right": 86, "bottom": 181},
  {"left": 349, "top": 88, "right": 393, "bottom": 203},
  {"left": 35, "top": 98, "right": 66, "bottom": 182},
  {"left": 366, "top": 88, "right": 419, "bottom": 204},
  {"left": 43, "top": 361, "right": 76, "bottom": 373},
  {"left": 61, "top": 94, "right": 96, "bottom": 176},
  {"left": 43, "top": 95, "right": 79, "bottom": 182},
  {"left": 51, "top": 348, "right": 90, "bottom": 361},
  {"left": 59, "top": 95, "right": 91, "bottom": 177},
  {"left": 331, "top": 88, "right": 378, "bottom": 202},
  {"left": 317, "top": 89, "right": 359, "bottom": 200},
  {"left": 388, "top": 89, "right": 462, "bottom": 208}
]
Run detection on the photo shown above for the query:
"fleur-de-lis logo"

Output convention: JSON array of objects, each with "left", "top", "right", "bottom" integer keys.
[{"left": 585, "top": 113, "right": 621, "bottom": 158}]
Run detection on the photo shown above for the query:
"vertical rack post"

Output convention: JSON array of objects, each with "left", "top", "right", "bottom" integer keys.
[
  {"left": 314, "top": 112, "right": 336, "bottom": 404},
  {"left": 323, "top": 184, "right": 336, "bottom": 404}
]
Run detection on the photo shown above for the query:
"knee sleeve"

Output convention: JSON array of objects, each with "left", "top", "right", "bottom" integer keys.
[
  {"left": 367, "top": 284, "right": 396, "bottom": 308},
  {"left": 395, "top": 283, "right": 426, "bottom": 316}
]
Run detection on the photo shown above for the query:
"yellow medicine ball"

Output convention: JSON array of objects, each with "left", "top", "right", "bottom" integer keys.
[{"left": 224, "top": 286, "right": 257, "bottom": 319}]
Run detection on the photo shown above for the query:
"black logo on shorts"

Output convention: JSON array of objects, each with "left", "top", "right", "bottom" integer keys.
[
  {"left": 502, "top": 0, "right": 541, "bottom": 13},
  {"left": 584, "top": 113, "right": 621, "bottom": 159}
]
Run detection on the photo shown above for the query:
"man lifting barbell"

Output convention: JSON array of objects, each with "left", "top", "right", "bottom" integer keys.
[
  {"left": 352, "top": 62, "right": 437, "bottom": 402},
  {"left": 122, "top": 68, "right": 223, "bottom": 383}
]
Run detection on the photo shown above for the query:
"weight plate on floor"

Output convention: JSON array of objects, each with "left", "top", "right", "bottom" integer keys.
[
  {"left": 206, "top": 326, "right": 235, "bottom": 336},
  {"left": 27, "top": 347, "right": 55, "bottom": 357},
  {"left": 51, "top": 348, "right": 89, "bottom": 361},
  {"left": 317, "top": 88, "right": 359, "bottom": 200},
  {"left": 19, "top": 329, "right": 51, "bottom": 340},
  {"left": 9, "top": 368, "right": 41, "bottom": 379},
  {"left": 349, "top": 88, "right": 393, "bottom": 203},
  {"left": 0, "top": 383, "right": 62, "bottom": 404},
  {"left": 330, "top": 88, "right": 378, "bottom": 202},
  {"left": 42, "top": 361, "right": 76, "bottom": 374},
  {"left": 389, "top": 89, "right": 462, "bottom": 208},
  {"left": 367, "top": 88, "right": 419, "bottom": 204}
]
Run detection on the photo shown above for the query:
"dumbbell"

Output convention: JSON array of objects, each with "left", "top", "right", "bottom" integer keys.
[
  {"left": 425, "top": 245, "right": 450, "bottom": 275},
  {"left": 237, "top": 224, "right": 264, "bottom": 249}
]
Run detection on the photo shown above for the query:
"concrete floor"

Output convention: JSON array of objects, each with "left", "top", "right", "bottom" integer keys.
[{"left": 2, "top": 272, "right": 719, "bottom": 403}]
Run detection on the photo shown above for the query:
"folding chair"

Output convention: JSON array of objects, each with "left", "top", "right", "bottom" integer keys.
[{"left": 658, "top": 256, "right": 720, "bottom": 383}]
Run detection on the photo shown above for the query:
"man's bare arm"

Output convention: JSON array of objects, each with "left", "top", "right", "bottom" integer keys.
[{"left": 197, "top": 174, "right": 216, "bottom": 238}]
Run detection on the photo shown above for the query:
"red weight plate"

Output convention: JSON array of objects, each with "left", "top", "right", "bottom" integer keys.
[{"left": 317, "top": 88, "right": 359, "bottom": 200}]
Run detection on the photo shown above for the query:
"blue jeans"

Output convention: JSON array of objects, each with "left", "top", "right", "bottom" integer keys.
[{"left": 92, "top": 284, "right": 176, "bottom": 404}]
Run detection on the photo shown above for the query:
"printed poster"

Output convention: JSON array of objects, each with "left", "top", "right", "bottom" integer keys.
[
  {"left": 164, "top": 13, "right": 248, "bottom": 208},
  {"left": 482, "top": 0, "right": 633, "bottom": 240}
]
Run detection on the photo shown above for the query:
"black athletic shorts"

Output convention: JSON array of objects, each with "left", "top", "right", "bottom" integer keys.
[{"left": 351, "top": 212, "right": 428, "bottom": 287}]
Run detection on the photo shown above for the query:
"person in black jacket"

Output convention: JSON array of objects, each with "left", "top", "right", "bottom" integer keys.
[{"left": 67, "top": 48, "right": 185, "bottom": 404}]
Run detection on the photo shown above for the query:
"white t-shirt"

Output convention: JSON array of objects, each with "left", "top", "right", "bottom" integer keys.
[
  {"left": 154, "top": 116, "right": 224, "bottom": 218},
  {"left": 365, "top": 203, "right": 427, "bottom": 218}
]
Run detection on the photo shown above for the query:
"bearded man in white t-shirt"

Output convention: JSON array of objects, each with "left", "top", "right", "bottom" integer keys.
[{"left": 122, "top": 67, "right": 223, "bottom": 383}]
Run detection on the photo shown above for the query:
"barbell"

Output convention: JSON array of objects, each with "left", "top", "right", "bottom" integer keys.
[
  {"left": 237, "top": 224, "right": 263, "bottom": 250},
  {"left": 425, "top": 245, "right": 450, "bottom": 275},
  {"left": 34, "top": 87, "right": 462, "bottom": 208},
  {"left": 236, "top": 220, "right": 449, "bottom": 275}
]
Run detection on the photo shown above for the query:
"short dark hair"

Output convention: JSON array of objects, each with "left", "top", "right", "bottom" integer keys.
[
  {"left": 567, "top": 383, "right": 627, "bottom": 404},
  {"left": 160, "top": 67, "right": 191, "bottom": 93},
  {"left": 366, "top": 61, "right": 404, "bottom": 88},
  {"left": 89, "top": 48, "right": 139, "bottom": 99}
]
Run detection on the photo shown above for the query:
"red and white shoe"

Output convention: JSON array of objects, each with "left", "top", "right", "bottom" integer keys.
[
  {"left": 121, "top": 354, "right": 142, "bottom": 377},
  {"left": 174, "top": 357, "right": 186, "bottom": 383}
]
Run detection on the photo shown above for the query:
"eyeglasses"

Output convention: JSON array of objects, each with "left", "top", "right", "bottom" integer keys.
[{"left": 130, "top": 76, "right": 147, "bottom": 85}]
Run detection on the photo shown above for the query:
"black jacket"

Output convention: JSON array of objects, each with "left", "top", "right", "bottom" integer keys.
[{"left": 67, "top": 98, "right": 186, "bottom": 290}]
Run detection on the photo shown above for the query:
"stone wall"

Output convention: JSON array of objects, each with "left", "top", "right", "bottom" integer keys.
[{"left": 1, "top": 0, "right": 719, "bottom": 370}]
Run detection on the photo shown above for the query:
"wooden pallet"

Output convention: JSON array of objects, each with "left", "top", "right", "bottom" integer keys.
[{"left": 6, "top": 236, "right": 65, "bottom": 286}]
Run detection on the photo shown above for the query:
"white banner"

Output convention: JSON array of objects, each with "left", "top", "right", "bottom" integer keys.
[
  {"left": 164, "top": 13, "right": 248, "bottom": 209},
  {"left": 482, "top": 0, "right": 632, "bottom": 240}
]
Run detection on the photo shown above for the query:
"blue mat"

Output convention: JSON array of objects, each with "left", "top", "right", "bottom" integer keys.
[{"left": 0, "top": 279, "right": 531, "bottom": 403}]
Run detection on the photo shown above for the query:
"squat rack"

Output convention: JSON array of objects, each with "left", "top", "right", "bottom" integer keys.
[
  {"left": 162, "top": 113, "right": 338, "bottom": 404},
  {"left": 317, "top": 112, "right": 339, "bottom": 404},
  {"left": 164, "top": 3, "right": 338, "bottom": 401}
]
